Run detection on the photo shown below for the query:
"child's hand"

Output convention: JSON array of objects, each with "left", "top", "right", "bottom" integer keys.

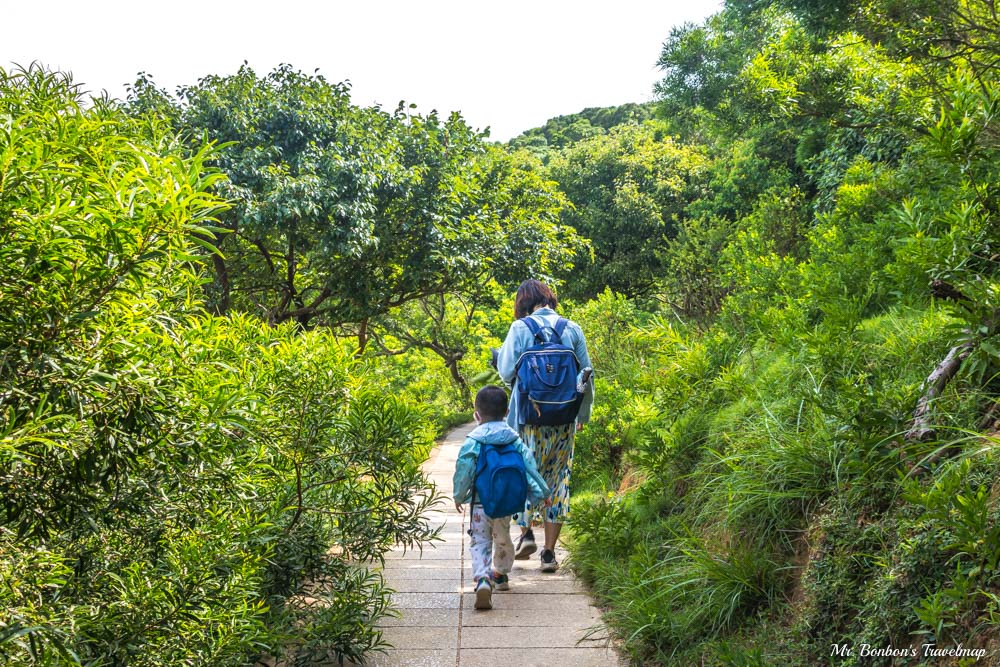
[
  {"left": 543, "top": 497, "right": 553, "bottom": 508},
  {"left": 454, "top": 501, "right": 464, "bottom": 513}
]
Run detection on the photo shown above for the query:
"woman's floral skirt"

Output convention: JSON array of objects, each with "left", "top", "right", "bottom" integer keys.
[{"left": 513, "top": 422, "right": 575, "bottom": 526}]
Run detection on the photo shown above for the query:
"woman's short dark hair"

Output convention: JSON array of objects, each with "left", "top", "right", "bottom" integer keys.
[
  {"left": 514, "top": 279, "right": 558, "bottom": 320},
  {"left": 475, "top": 385, "right": 508, "bottom": 422}
]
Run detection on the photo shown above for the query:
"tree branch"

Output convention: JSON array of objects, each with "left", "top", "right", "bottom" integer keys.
[{"left": 906, "top": 341, "right": 976, "bottom": 442}]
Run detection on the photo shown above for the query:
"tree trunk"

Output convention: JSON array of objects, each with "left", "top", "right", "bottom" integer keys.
[
  {"left": 357, "top": 318, "right": 369, "bottom": 356},
  {"left": 211, "top": 252, "right": 230, "bottom": 315},
  {"left": 906, "top": 341, "right": 976, "bottom": 442},
  {"left": 295, "top": 312, "right": 313, "bottom": 330},
  {"left": 447, "top": 356, "right": 471, "bottom": 406}
]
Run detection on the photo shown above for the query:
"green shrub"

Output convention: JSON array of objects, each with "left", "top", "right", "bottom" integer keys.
[{"left": 0, "top": 66, "right": 438, "bottom": 666}]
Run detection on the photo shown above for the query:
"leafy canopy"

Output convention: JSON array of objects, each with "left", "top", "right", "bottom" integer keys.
[{"left": 130, "top": 65, "right": 579, "bottom": 335}]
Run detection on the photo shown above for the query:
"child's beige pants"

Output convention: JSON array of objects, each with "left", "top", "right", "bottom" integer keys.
[{"left": 469, "top": 505, "right": 514, "bottom": 582}]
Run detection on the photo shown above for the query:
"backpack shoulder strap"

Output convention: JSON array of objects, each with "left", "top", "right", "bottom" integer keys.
[
  {"left": 495, "top": 438, "right": 519, "bottom": 451},
  {"left": 553, "top": 317, "right": 569, "bottom": 341},
  {"left": 520, "top": 316, "right": 546, "bottom": 343}
]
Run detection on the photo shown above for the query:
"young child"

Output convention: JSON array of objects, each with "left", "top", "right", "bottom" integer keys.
[{"left": 453, "top": 385, "right": 550, "bottom": 610}]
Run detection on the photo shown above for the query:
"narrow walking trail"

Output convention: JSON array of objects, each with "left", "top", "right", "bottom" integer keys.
[{"left": 371, "top": 422, "right": 624, "bottom": 667}]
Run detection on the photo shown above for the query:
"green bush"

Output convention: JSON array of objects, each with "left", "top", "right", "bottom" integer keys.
[
  {"left": 565, "top": 290, "right": 998, "bottom": 663},
  {"left": 0, "top": 66, "right": 438, "bottom": 666}
]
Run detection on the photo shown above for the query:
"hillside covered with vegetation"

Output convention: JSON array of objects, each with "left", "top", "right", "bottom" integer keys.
[
  {"left": 5, "top": 0, "right": 1000, "bottom": 664},
  {"left": 507, "top": 102, "right": 654, "bottom": 154},
  {"left": 544, "top": 0, "right": 1000, "bottom": 664}
]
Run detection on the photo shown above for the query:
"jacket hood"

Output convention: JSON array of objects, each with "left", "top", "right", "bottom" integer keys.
[{"left": 468, "top": 421, "right": 520, "bottom": 444}]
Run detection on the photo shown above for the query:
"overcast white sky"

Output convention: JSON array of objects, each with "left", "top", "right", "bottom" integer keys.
[{"left": 3, "top": 0, "right": 721, "bottom": 141}]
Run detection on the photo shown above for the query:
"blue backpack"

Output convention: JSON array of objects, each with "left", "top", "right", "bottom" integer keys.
[
  {"left": 515, "top": 316, "right": 583, "bottom": 426},
  {"left": 470, "top": 439, "right": 529, "bottom": 520}
]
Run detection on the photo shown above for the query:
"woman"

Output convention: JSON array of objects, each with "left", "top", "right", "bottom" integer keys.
[{"left": 496, "top": 279, "right": 594, "bottom": 572}]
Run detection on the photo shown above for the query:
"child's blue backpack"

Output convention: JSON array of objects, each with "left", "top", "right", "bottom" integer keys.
[
  {"left": 471, "top": 439, "right": 528, "bottom": 520},
  {"left": 515, "top": 316, "right": 583, "bottom": 426}
]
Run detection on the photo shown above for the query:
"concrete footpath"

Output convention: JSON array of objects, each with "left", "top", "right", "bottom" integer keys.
[{"left": 371, "top": 422, "right": 624, "bottom": 667}]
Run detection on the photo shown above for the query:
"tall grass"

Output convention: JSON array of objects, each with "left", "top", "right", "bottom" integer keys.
[{"left": 567, "top": 302, "right": 998, "bottom": 664}]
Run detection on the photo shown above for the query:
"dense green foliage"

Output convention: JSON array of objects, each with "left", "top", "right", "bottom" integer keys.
[
  {"left": 126, "top": 67, "right": 578, "bottom": 408},
  {"left": 0, "top": 59, "right": 583, "bottom": 665},
  {"left": 9, "top": 0, "right": 1000, "bottom": 662},
  {"left": 546, "top": 123, "right": 707, "bottom": 300},
  {"left": 0, "top": 66, "right": 439, "bottom": 666},
  {"left": 508, "top": 102, "right": 653, "bottom": 154},
  {"left": 550, "top": 1, "right": 1000, "bottom": 664},
  {"left": 128, "top": 67, "right": 577, "bottom": 342}
]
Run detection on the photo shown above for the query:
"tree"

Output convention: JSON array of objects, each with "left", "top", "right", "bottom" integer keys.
[
  {"left": 130, "top": 64, "right": 387, "bottom": 327},
  {"left": 654, "top": 8, "right": 785, "bottom": 138},
  {"left": 129, "top": 65, "right": 577, "bottom": 351},
  {"left": 1, "top": 64, "right": 437, "bottom": 665},
  {"left": 546, "top": 121, "right": 708, "bottom": 300},
  {"left": 370, "top": 147, "right": 581, "bottom": 401},
  {"left": 508, "top": 102, "right": 654, "bottom": 158}
]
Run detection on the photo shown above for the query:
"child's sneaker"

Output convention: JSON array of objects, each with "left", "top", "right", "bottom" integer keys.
[
  {"left": 514, "top": 529, "right": 537, "bottom": 560},
  {"left": 474, "top": 578, "right": 493, "bottom": 610},
  {"left": 492, "top": 571, "right": 510, "bottom": 591},
  {"left": 540, "top": 548, "right": 559, "bottom": 572}
]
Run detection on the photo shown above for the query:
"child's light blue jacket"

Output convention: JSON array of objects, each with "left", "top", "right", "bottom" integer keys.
[
  {"left": 495, "top": 307, "right": 595, "bottom": 429},
  {"left": 453, "top": 421, "right": 551, "bottom": 506}
]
